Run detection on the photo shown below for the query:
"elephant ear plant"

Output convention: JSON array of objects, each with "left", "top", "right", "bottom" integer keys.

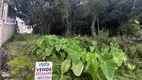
[{"left": 32, "top": 35, "right": 127, "bottom": 80}]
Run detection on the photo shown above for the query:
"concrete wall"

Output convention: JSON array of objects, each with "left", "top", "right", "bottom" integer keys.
[
  {"left": 0, "top": 3, "right": 16, "bottom": 47},
  {"left": 0, "top": 23, "right": 16, "bottom": 47}
]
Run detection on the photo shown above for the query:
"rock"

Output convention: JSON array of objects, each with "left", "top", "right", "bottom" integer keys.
[{"left": 1, "top": 72, "right": 11, "bottom": 80}]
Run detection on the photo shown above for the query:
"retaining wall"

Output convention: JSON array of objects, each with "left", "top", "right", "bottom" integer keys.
[{"left": 0, "top": 22, "right": 16, "bottom": 47}]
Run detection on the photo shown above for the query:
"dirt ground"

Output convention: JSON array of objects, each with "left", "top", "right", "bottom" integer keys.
[{"left": 0, "top": 48, "right": 10, "bottom": 80}]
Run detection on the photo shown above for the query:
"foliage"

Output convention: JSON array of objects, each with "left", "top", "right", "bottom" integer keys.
[
  {"left": 119, "top": 19, "right": 141, "bottom": 36},
  {"left": 8, "top": 0, "right": 142, "bottom": 37},
  {"left": 32, "top": 35, "right": 126, "bottom": 80},
  {"left": 5, "top": 35, "right": 38, "bottom": 80},
  {"left": 115, "top": 66, "right": 142, "bottom": 80},
  {"left": 114, "top": 34, "right": 142, "bottom": 80},
  {"left": 5, "top": 33, "right": 142, "bottom": 80},
  {"left": 97, "top": 31, "right": 110, "bottom": 42},
  {"left": 4, "top": 0, "right": 142, "bottom": 79},
  {"left": 8, "top": 56, "right": 35, "bottom": 80},
  {"left": 12, "top": 34, "right": 40, "bottom": 41},
  {"left": 7, "top": 34, "right": 142, "bottom": 80}
]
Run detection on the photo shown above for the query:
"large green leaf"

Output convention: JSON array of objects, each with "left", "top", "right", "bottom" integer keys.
[
  {"left": 112, "top": 49, "right": 126, "bottom": 66},
  {"left": 45, "top": 48, "right": 52, "bottom": 56},
  {"left": 100, "top": 59, "right": 118, "bottom": 80},
  {"left": 127, "top": 63, "right": 135, "bottom": 70},
  {"left": 71, "top": 51, "right": 82, "bottom": 62},
  {"left": 55, "top": 45, "right": 61, "bottom": 52},
  {"left": 101, "top": 45, "right": 110, "bottom": 53},
  {"left": 110, "top": 42, "right": 119, "bottom": 49},
  {"left": 92, "top": 41, "right": 97, "bottom": 47},
  {"left": 60, "top": 75, "right": 66, "bottom": 80},
  {"left": 81, "top": 50, "right": 87, "bottom": 63},
  {"left": 85, "top": 53, "right": 99, "bottom": 80},
  {"left": 37, "top": 38, "right": 44, "bottom": 47},
  {"left": 89, "top": 46, "right": 95, "bottom": 52},
  {"left": 60, "top": 75, "right": 71, "bottom": 80},
  {"left": 36, "top": 49, "right": 42, "bottom": 55},
  {"left": 61, "top": 56, "right": 71, "bottom": 74},
  {"left": 72, "top": 61, "right": 84, "bottom": 76},
  {"left": 70, "top": 41, "right": 82, "bottom": 62},
  {"left": 60, "top": 52, "right": 65, "bottom": 61},
  {"left": 53, "top": 74, "right": 59, "bottom": 80}
]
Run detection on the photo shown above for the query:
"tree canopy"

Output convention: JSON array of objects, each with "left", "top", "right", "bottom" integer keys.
[{"left": 7, "top": 0, "right": 142, "bottom": 37}]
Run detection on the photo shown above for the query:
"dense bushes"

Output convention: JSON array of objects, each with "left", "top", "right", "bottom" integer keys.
[
  {"left": 5, "top": 35, "right": 127, "bottom": 80},
  {"left": 115, "top": 35, "right": 142, "bottom": 80},
  {"left": 119, "top": 19, "right": 142, "bottom": 37},
  {"left": 5, "top": 34, "right": 142, "bottom": 80},
  {"left": 31, "top": 35, "right": 126, "bottom": 80}
]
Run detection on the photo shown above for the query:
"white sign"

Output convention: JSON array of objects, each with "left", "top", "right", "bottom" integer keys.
[{"left": 35, "top": 62, "right": 52, "bottom": 80}]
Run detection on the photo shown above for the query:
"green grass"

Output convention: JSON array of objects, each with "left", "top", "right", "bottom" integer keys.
[{"left": 3, "top": 34, "right": 41, "bottom": 47}]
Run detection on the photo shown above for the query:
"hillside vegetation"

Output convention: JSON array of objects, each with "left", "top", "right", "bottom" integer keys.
[{"left": 3, "top": 33, "right": 142, "bottom": 80}]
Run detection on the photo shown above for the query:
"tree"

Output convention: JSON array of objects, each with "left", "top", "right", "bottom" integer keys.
[
  {"left": 86, "top": 0, "right": 108, "bottom": 38},
  {"left": 7, "top": 0, "right": 142, "bottom": 36},
  {"left": 8, "top": 0, "right": 57, "bottom": 34},
  {"left": 55, "top": 0, "right": 73, "bottom": 36}
]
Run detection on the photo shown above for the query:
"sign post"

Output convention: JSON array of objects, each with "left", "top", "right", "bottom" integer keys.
[{"left": 35, "top": 62, "right": 52, "bottom": 80}]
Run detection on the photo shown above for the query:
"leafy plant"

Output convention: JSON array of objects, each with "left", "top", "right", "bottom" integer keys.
[
  {"left": 32, "top": 35, "right": 126, "bottom": 80},
  {"left": 120, "top": 19, "right": 141, "bottom": 37}
]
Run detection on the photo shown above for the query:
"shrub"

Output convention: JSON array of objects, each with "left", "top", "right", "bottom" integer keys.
[
  {"left": 6, "top": 35, "right": 127, "bottom": 80},
  {"left": 32, "top": 35, "right": 126, "bottom": 80},
  {"left": 5, "top": 35, "right": 38, "bottom": 80},
  {"left": 8, "top": 56, "right": 35, "bottom": 80},
  {"left": 119, "top": 19, "right": 141, "bottom": 37},
  {"left": 115, "top": 35, "right": 142, "bottom": 80}
]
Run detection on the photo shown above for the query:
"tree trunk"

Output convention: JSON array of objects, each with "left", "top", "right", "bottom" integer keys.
[
  {"left": 47, "top": 23, "right": 51, "bottom": 34},
  {"left": 79, "top": 27, "right": 81, "bottom": 35},
  {"left": 65, "top": 20, "right": 72, "bottom": 37},
  {"left": 105, "top": 23, "right": 107, "bottom": 32},
  {"left": 97, "top": 14, "right": 100, "bottom": 35},
  {"left": 91, "top": 16, "right": 97, "bottom": 39},
  {"left": 130, "top": 0, "right": 137, "bottom": 18}
]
